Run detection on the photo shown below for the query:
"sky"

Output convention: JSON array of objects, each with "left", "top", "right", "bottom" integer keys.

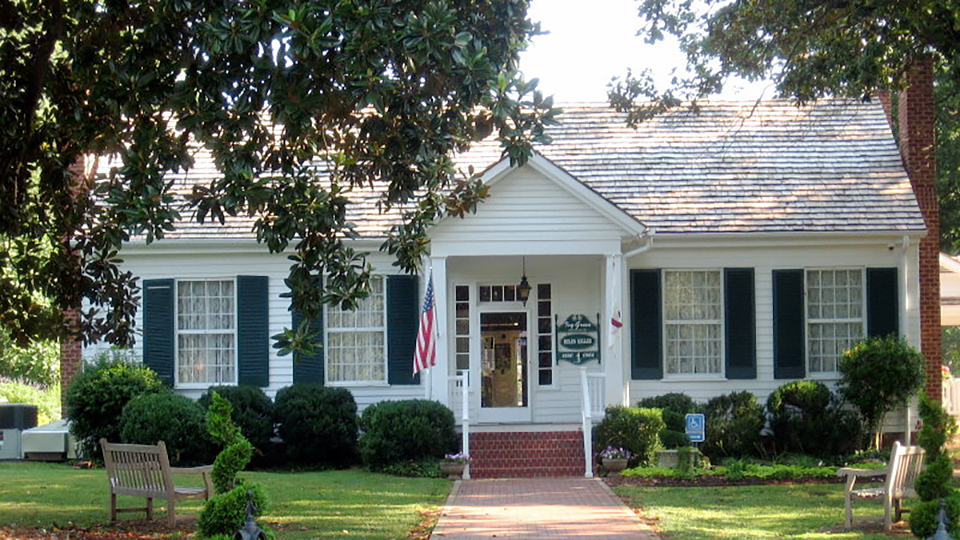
[{"left": 518, "top": 0, "right": 773, "bottom": 103}]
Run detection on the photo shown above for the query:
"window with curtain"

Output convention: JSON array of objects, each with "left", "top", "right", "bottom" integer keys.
[
  {"left": 176, "top": 279, "right": 237, "bottom": 385},
  {"left": 663, "top": 270, "right": 723, "bottom": 375},
  {"left": 807, "top": 268, "right": 864, "bottom": 373},
  {"left": 325, "top": 276, "right": 387, "bottom": 383}
]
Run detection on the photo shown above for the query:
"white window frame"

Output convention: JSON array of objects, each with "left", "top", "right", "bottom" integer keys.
[
  {"left": 174, "top": 278, "right": 239, "bottom": 389},
  {"left": 804, "top": 268, "right": 866, "bottom": 376},
  {"left": 324, "top": 275, "right": 389, "bottom": 386},
  {"left": 662, "top": 269, "right": 725, "bottom": 379}
]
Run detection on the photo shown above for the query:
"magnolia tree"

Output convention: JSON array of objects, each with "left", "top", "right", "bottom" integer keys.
[
  {"left": 0, "top": 0, "right": 558, "bottom": 353},
  {"left": 839, "top": 336, "right": 925, "bottom": 449}
]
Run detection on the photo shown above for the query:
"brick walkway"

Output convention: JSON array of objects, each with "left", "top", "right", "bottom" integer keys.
[{"left": 430, "top": 478, "right": 660, "bottom": 540}]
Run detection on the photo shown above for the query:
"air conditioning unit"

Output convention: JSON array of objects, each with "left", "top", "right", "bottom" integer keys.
[
  {"left": 0, "top": 404, "right": 38, "bottom": 460},
  {"left": 22, "top": 419, "right": 77, "bottom": 461}
]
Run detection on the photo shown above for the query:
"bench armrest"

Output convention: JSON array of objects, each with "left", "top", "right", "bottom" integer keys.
[
  {"left": 837, "top": 467, "right": 888, "bottom": 478},
  {"left": 170, "top": 465, "right": 214, "bottom": 475}
]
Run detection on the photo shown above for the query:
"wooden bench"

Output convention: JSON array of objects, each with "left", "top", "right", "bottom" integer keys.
[
  {"left": 100, "top": 438, "right": 213, "bottom": 525},
  {"left": 838, "top": 440, "right": 925, "bottom": 532}
]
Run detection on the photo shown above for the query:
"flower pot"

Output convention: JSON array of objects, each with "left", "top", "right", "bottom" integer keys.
[
  {"left": 440, "top": 461, "right": 466, "bottom": 479},
  {"left": 602, "top": 458, "right": 629, "bottom": 473}
]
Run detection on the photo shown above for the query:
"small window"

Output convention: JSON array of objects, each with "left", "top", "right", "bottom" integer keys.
[
  {"left": 176, "top": 279, "right": 237, "bottom": 385},
  {"left": 663, "top": 270, "right": 722, "bottom": 375},
  {"left": 455, "top": 285, "right": 471, "bottom": 371},
  {"left": 537, "top": 284, "right": 553, "bottom": 385},
  {"left": 806, "top": 269, "right": 864, "bottom": 373},
  {"left": 325, "top": 277, "right": 387, "bottom": 383}
]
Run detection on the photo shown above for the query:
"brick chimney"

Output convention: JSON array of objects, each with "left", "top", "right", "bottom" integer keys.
[{"left": 897, "top": 58, "right": 941, "bottom": 401}]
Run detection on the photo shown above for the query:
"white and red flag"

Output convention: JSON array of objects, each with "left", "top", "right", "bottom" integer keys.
[{"left": 414, "top": 271, "right": 437, "bottom": 375}]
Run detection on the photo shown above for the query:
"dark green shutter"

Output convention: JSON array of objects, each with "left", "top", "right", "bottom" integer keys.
[
  {"left": 724, "top": 268, "right": 756, "bottom": 379},
  {"left": 867, "top": 267, "right": 900, "bottom": 337},
  {"left": 773, "top": 269, "right": 805, "bottom": 379},
  {"left": 387, "top": 275, "right": 420, "bottom": 385},
  {"left": 291, "top": 308, "right": 325, "bottom": 385},
  {"left": 631, "top": 269, "right": 662, "bottom": 380},
  {"left": 143, "top": 279, "right": 175, "bottom": 386},
  {"left": 237, "top": 276, "right": 269, "bottom": 387}
]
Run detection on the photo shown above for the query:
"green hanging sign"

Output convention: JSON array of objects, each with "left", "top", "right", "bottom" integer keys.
[{"left": 555, "top": 313, "right": 601, "bottom": 365}]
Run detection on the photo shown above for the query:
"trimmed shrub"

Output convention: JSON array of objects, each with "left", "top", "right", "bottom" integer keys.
[
  {"left": 120, "top": 393, "right": 215, "bottom": 466},
  {"left": 910, "top": 395, "right": 958, "bottom": 538},
  {"left": 273, "top": 384, "right": 358, "bottom": 467},
  {"left": 701, "top": 391, "right": 764, "bottom": 459},
  {"left": 65, "top": 357, "right": 165, "bottom": 459},
  {"left": 197, "top": 481, "right": 267, "bottom": 538},
  {"left": 636, "top": 393, "right": 697, "bottom": 449},
  {"left": 359, "top": 399, "right": 457, "bottom": 470},
  {"left": 198, "top": 386, "right": 274, "bottom": 453},
  {"left": 839, "top": 336, "right": 924, "bottom": 448},
  {"left": 593, "top": 406, "right": 664, "bottom": 466},
  {"left": 767, "top": 381, "right": 864, "bottom": 458},
  {"left": 910, "top": 494, "right": 960, "bottom": 539}
]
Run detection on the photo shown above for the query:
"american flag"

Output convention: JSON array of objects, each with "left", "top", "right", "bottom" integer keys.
[{"left": 413, "top": 271, "right": 437, "bottom": 375}]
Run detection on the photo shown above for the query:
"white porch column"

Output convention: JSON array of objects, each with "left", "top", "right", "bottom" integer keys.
[
  {"left": 432, "top": 256, "right": 450, "bottom": 406},
  {"left": 604, "top": 254, "right": 627, "bottom": 406}
]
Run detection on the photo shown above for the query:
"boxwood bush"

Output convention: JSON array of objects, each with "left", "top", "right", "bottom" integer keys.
[
  {"left": 701, "top": 391, "right": 764, "bottom": 459},
  {"left": 767, "top": 380, "right": 863, "bottom": 458},
  {"left": 120, "top": 392, "right": 215, "bottom": 466},
  {"left": 593, "top": 405, "right": 664, "bottom": 466},
  {"left": 198, "top": 385, "right": 274, "bottom": 454},
  {"left": 359, "top": 399, "right": 457, "bottom": 470},
  {"left": 65, "top": 357, "right": 165, "bottom": 459},
  {"left": 636, "top": 393, "right": 696, "bottom": 449},
  {"left": 273, "top": 384, "right": 358, "bottom": 467}
]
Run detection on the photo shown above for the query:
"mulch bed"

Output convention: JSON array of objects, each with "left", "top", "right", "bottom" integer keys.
[
  {"left": 0, "top": 519, "right": 196, "bottom": 540},
  {"left": 604, "top": 474, "right": 845, "bottom": 488}
]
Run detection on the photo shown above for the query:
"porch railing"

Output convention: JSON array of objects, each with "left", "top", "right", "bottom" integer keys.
[
  {"left": 945, "top": 377, "right": 960, "bottom": 416},
  {"left": 449, "top": 370, "right": 471, "bottom": 479},
  {"left": 580, "top": 367, "right": 606, "bottom": 478}
]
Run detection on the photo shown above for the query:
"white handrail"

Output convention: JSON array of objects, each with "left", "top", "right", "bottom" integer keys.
[
  {"left": 450, "top": 370, "right": 471, "bottom": 480},
  {"left": 580, "top": 367, "right": 606, "bottom": 478}
]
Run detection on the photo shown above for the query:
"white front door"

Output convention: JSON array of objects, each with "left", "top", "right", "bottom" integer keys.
[{"left": 477, "top": 310, "right": 531, "bottom": 423}]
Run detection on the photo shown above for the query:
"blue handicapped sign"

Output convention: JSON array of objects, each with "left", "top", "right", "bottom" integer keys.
[{"left": 685, "top": 413, "right": 705, "bottom": 443}]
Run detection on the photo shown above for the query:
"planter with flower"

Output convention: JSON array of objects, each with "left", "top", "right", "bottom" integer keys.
[
  {"left": 440, "top": 453, "right": 470, "bottom": 479},
  {"left": 599, "top": 446, "right": 633, "bottom": 473}
]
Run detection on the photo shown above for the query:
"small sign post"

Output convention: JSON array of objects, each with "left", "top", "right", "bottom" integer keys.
[{"left": 685, "top": 413, "right": 705, "bottom": 444}]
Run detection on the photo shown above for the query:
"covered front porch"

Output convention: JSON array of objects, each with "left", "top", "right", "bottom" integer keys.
[{"left": 416, "top": 154, "right": 649, "bottom": 477}]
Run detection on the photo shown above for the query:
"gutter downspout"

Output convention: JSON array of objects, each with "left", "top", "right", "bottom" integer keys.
[
  {"left": 624, "top": 230, "right": 656, "bottom": 259},
  {"left": 901, "top": 235, "right": 913, "bottom": 445}
]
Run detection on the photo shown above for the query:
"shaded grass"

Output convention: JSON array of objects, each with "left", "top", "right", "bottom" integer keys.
[
  {"left": 0, "top": 462, "right": 449, "bottom": 540},
  {"left": 615, "top": 483, "right": 905, "bottom": 540}
]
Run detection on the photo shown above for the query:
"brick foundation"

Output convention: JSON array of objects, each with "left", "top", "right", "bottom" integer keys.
[
  {"left": 469, "top": 431, "right": 585, "bottom": 478},
  {"left": 897, "top": 58, "right": 941, "bottom": 402}
]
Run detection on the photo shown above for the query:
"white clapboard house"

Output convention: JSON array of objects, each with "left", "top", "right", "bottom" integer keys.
[{"left": 80, "top": 100, "right": 933, "bottom": 477}]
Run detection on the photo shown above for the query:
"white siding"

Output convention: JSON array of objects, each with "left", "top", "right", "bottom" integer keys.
[
  {"left": 83, "top": 247, "right": 424, "bottom": 408},
  {"left": 626, "top": 238, "right": 922, "bottom": 408},
  {"left": 431, "top": 165, "right": 628, "bottom": 256}
]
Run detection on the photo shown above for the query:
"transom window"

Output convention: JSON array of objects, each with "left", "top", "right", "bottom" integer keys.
[
  {"left": 807, "top": 269, "right": 864, "bottom": 373},
  {"left": 663, "top": 270, "right": 723, "bottom": 375},
  {"left": 325, "top": 277, "right": 387, "bottom": 383},
  {"left": 176, "top": 279, "right": 236, "bottom": 385}
]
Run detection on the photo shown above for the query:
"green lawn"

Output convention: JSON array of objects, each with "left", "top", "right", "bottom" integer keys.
[
  {"left": 615, "top": 483, "right": 905, "bottom": 540},
  {"left": 0, "top": 462, "right": 450, "bottom": 540}
]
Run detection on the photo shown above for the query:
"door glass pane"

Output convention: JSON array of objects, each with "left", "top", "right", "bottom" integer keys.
[{"left": 480, "top": 312, "right": 528, "bottom": 408}]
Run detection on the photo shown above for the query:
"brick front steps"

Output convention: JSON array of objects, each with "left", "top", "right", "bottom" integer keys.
[{"left": 469, "top": 430, "right": 586, "bottom": 478}]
